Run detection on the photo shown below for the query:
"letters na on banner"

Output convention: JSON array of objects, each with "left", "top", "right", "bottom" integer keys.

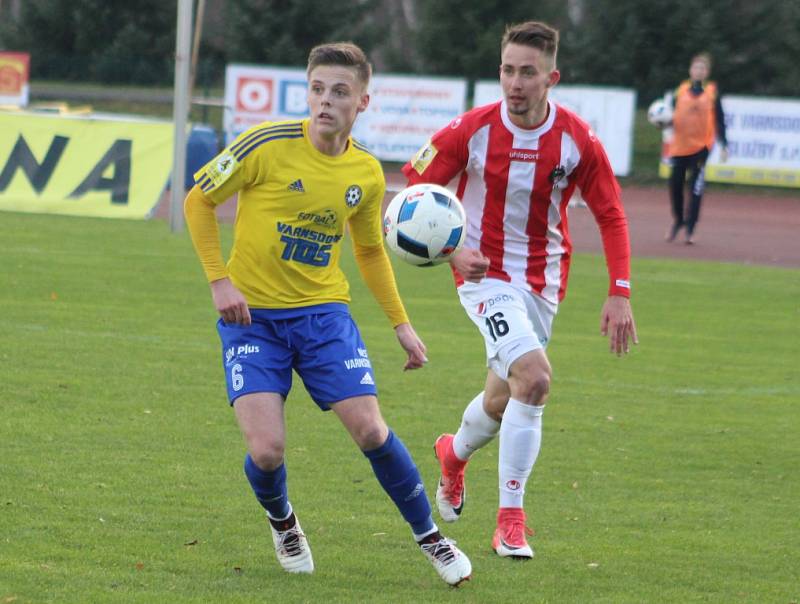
[{"left": 0, "top": 112, "right": 174, "bottom": 218}]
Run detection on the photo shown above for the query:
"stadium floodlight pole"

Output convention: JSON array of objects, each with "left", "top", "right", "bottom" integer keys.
[{"left": 170, "top": 0, "right": 193, "bottom": 233}]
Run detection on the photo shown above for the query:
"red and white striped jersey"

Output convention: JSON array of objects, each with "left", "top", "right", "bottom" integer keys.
[{"left": 402, "top": 100, "right": 630, "bottom": 304}]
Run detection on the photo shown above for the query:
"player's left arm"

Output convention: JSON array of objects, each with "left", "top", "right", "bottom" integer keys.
[
  {"left": 574, "top": 134, "right": 638, "bottom": 355},
  {"left": 349, "top": 179, "right": 427, "bottom": 370}
]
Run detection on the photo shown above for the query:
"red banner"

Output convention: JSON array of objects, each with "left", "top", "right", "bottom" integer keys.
[{"left": 0, "top": 51, "right": 30, "bottom": 106}]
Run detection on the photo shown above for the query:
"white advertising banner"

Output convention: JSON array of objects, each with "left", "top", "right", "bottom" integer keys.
[
  {"left": 224, "top": 64, "right": 467, "bottom": 162},
  {"left": 659, "top": 95, "right": 800, "bottom": 188},
  {"left": 474, "top": 82, "right": 636, "bottom": 176}
]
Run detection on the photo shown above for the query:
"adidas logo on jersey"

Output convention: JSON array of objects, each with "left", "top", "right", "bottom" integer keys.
[
  {"left": 287, "top": 179, "right": 305, "bottom": 192},
  {"left": 360, "top": 372, "right": 374, "bottom": 385}
]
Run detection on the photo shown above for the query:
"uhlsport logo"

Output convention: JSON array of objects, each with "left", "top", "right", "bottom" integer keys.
[
  {"left": 509, "top": 149, "right": 539, "bottom": 162},
  {"left": 345, "top": 184, "right": 363, "bottom": 207},
  {"left": 476, "top": 293, "right": 515, "bottom": 316}
]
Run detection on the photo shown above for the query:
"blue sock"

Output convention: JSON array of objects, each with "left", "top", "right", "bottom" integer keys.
[
  {"left": 243, "top": 454, "right": 291, "bottom": 520},
  {"left": 363, "top": 430, "right": 435, "bottom": 537}
]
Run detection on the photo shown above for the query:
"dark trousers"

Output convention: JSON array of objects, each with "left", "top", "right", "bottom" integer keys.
[{"left": 669, "top": 147, "right": 709, "bottom": 235}]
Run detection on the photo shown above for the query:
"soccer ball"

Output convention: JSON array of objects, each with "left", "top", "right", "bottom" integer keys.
[
  {"left": 647, "top": 99, "right": 673, "bottom": 127},
  {"left": 383, "top": 183, "right": 467, "bottom": 266}
]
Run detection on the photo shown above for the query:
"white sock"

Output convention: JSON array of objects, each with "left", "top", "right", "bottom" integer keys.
[
  {"left": 413, "top": 523, "right": 439, "bottom": 542},
  {"left": 498, "top": 399, "right": 544, "bottom": 509},
  {"left": 452, "top": 391, "right": 501, "bottom": 460}
]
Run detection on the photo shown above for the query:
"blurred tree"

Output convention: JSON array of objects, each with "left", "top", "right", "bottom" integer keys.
[
  {"left": 1, "top": 0, "right": 797, "bottom": 102},
  {"left": 410, "top": 0, "right": 570, "bottom": 79},
  {"left": 224, "top": 0, "right": 382, "bottom": 66},
  {"left": 565, "top": 0, "right": 800, "bottom": 104},
  {"left": 0, "top": 0, "right": 176, "bottom": 84}
]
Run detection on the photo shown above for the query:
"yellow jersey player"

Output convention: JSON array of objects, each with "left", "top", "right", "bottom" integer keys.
[{"left": 183, "top": 42, "right": 471, "bottom": 586}]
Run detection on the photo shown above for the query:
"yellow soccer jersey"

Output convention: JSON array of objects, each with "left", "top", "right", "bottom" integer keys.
[{"left": 194, "top": 119, "right": 385, "bottom": 308}]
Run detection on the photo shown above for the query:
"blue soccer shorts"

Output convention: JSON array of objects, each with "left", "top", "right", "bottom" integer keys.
[{"left": 216, "top": 303, "right": 378, "bottom": 409}]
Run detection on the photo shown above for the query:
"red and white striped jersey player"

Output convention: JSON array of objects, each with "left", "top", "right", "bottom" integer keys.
[{"left": 402, "top": 21, "right": 638, "bottom": 560}]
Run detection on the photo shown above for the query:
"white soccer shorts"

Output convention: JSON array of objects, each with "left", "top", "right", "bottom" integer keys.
[{"left": 457, "top": 278, "right": 557, "bottom": 379}]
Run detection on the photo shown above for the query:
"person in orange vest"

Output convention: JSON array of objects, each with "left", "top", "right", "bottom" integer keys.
[{"left": 666, "top": 52, "right": 728, "bottom": 244}]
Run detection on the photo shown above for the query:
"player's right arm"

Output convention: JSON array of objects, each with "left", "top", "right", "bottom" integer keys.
[
  {"left": 184, "top": 186, "right": 251, "bottom": 325},
  {"left": 186, "top": 123, "right": 273, "bottom": 324},
  {"left": 402, "top": 116, "right": 489, "bottom": 282}
]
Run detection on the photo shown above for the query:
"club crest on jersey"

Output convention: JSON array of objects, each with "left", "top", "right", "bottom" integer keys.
[
  {"left": 549, "top": 165, "right": 566, "bottom": 185},
  {"left": 345, "top": 185, "right": 363, "bottom": 207}
]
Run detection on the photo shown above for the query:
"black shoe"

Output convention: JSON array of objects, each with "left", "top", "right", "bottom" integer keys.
[{"left": 665, "top": 223, "right": 682, "bottom": 242}]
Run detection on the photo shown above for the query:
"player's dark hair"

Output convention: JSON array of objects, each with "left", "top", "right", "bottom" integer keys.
[
  {"left": 502, "top": 21, "right": 559, "bottom": 63},
  {"left": 307, "top": 42, "right": 372, "bottom": 87}
]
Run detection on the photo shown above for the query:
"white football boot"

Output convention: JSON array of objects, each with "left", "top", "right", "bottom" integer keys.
[
  {"left": 419, "top": 535, "right": 472, "bottom": 586},
  {"left": 268, "top": 513, "right": 314, "bottom": 573}
]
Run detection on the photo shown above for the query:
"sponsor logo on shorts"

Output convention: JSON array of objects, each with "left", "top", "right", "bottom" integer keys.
[
  {"left": 476, "top": 293, "right": 515, "bottom": 316},
  {"left": 345, "top": 357, "right": 372, "bottom": 370},
  {"left": 359, "top": 372, "right": 375, "bottom": 385},
  {"left": 225, "top": 344, "right": 260, "bottom": 364}
]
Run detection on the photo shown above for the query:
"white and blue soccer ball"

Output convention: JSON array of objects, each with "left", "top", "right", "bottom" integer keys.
[
  {"left": 647, "top": 98, "right": 673, "bottom": 127},
  {"left": 383, "top": 183, "right": 467, "bottom": 266}
]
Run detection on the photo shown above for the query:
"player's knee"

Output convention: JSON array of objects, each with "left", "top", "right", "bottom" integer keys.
[
  {"left": 353, "top": 422, "right": 389, "bottom": 451},
  {"left": 249, "top": 442, "right": 285, "bottom": 471},
  {"left": 512, "top": 372, "right": 550, "bottom": 405},
  {"left": 508, "top": 354, "right": 552, "bottom": 404}
]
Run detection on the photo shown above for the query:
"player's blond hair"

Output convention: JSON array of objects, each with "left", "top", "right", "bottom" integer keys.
[
  {"left": 502, "top": 21, "right": 559, "bottom": 67},
  {"left": 307, "top": 42, "right": 372, "bottom": 87}
]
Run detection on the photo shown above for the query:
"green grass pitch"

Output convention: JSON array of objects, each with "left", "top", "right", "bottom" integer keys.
[{"left": 1, "top": 211, "right": 798, "bottom": 603}]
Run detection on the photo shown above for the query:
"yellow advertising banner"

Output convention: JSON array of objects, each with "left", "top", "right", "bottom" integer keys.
[{"left": 0, "top": 111, "right": 174, "bottom": 219}]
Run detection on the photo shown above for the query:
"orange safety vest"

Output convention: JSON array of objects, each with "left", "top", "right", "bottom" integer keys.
[{"left": 669, "top": 80, "right": 718, "bottom": 157}]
